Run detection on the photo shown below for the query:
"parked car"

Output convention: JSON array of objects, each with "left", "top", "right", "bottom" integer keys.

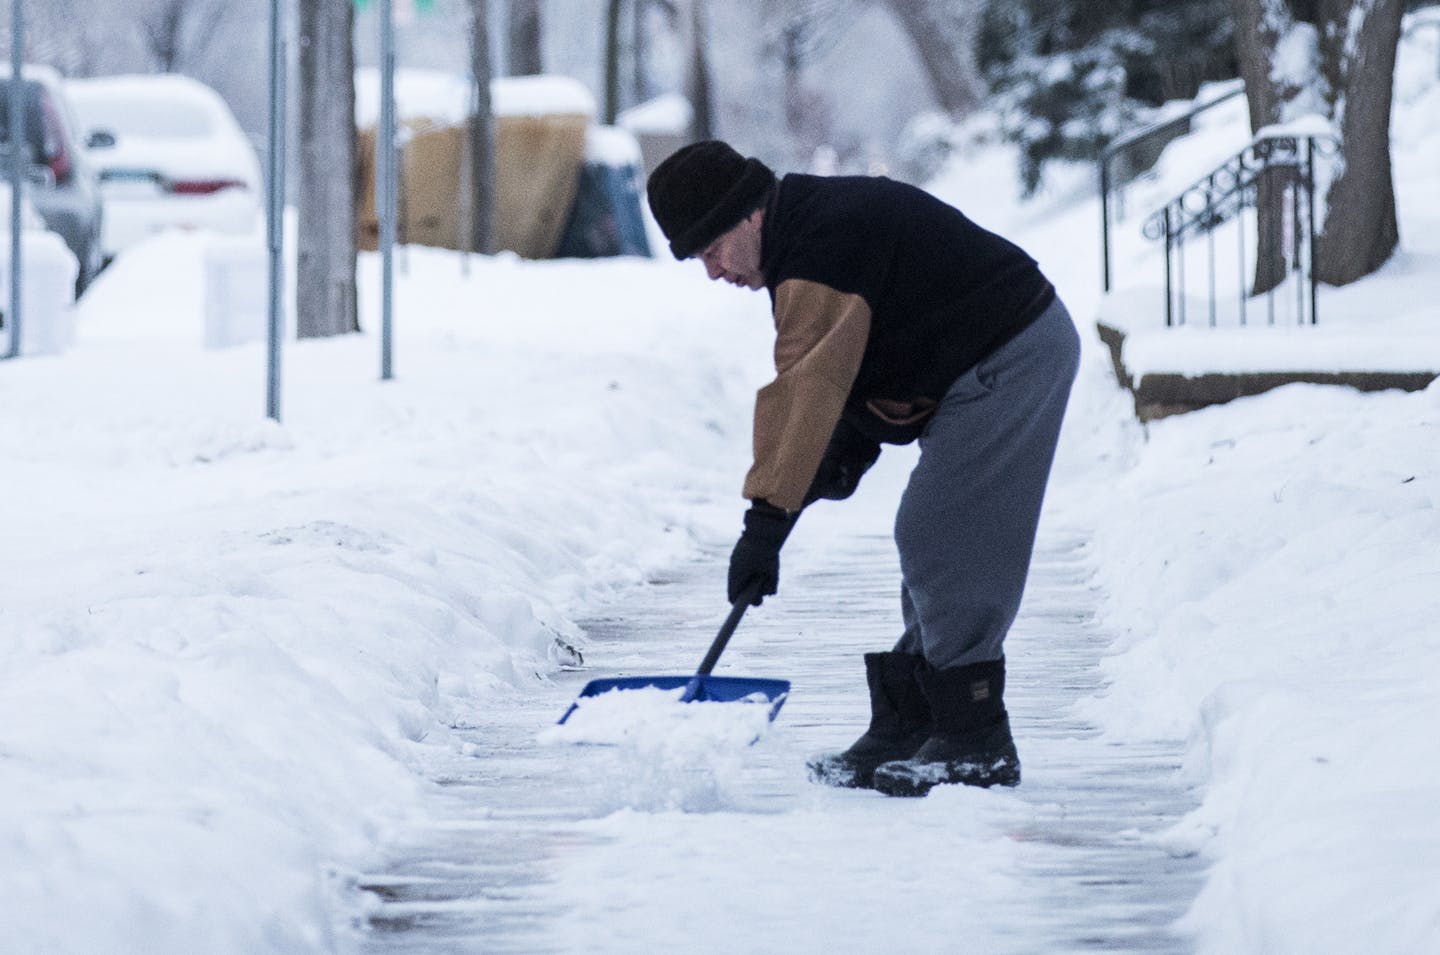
[
  {"left": 0, "top": 65, "right": 105, "bottom": 294},
  {"left": 64, "top": 74, "right": 262, "bottom": 260}
]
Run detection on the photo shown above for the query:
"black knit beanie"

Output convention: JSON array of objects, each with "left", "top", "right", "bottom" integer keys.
[{"left": 646, "top": 141, "right": 777, "bottom": 260}]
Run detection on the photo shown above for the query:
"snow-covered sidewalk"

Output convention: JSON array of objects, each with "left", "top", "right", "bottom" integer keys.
[
  {"left": 6, "top": 26, "right": 1440, "bottom": 944},
  {"left": 0, "top": 249, "right": 772, "bottom": 952},
  {"left": 346, "top": 458, "right": 1204, "bottom": 953},
  {"left": 6, "top": 230, "right": 1439, "bottom": 952}
]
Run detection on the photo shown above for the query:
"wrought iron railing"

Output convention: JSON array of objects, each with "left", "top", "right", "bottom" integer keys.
[
  {"left": 1140, "top": 132, "right": 1337, "bottom": 328},
  {"left": 1099, "top": 81, "right": 1245, "bottom": 292}
]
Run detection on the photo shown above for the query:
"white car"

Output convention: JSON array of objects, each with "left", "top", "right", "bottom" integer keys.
[{"left": 64, "top": 74, "right": 262, "bottom": 260}]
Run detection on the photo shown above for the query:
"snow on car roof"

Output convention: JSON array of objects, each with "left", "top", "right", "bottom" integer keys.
[{"left": 65, "top": 74, "right": 239, "bottom": 139}]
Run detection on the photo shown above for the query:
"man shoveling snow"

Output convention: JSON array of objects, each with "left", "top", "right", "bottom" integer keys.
[{"left": 646, "top": 141, "right": 1080, "bottom": 797}]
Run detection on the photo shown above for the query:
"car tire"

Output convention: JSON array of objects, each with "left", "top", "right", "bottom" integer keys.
[{"left": 77, "top": 231, "right": 104, "bottom": 297}]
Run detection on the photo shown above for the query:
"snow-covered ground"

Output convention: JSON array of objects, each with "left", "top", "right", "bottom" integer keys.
[
  {"left": 1, "top": 245, "right": 768, "bottom": 950},
  {"left": 2, "top": 18, "right": 1438, "bottom": 954},
  {"left": 953, "top": 17, "right": 1440, "bottom": 952},
  {"left": 1085, "top": 10, "right": 1440, "bottom": 378}
]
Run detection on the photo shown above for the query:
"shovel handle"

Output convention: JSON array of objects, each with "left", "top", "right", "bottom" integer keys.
[{"left": 695, "top": 580, "right": 763, "bottom": 677}]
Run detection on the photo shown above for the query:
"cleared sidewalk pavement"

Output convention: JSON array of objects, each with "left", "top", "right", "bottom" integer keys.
[{"left": 345, "top": 497, "right": 1204, "bottom": 953}]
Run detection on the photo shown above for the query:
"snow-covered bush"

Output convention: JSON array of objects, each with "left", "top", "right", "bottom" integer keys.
[{"left": 979, "top": 0, "right": 1236, "bottom": 194}]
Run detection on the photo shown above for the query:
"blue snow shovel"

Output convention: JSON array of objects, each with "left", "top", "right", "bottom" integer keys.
[{"left": 557, "top": 581, "right": 790, "bottom": 725}]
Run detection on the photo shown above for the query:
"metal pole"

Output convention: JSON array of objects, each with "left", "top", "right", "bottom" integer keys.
[
  {"left": 379, "top": 0, "right": 396, "bottom": 381},
  {"left": 1291, "top": 159, "right": 1303, "bottom": 325},
  {"left": 1305, "top": 138, "right": 1317, "bottom": 325},
  {"left": 1238, "top": 204, "right": 1247, "bottom": 327},
  {"left": 459, "top": 73, "right": 474, "bottom": 278},
  {"left": 1177, "top": 229, "right": 1187, "bottom": 327},
  {"left": 1099, "top": 158, "right": 1111, "bottom": 293},
  {"left": 1163, "top": 207, "right": 1174, "bottom": 328},
  {"left": 265, "top": 0, "right": 285, "bottom": 420},
  {"left": 6, "top": 0, "right": 24, "bottom": 360},
  {"left": 1207, "top": 218, "right": 1217, "bottom": 327}
]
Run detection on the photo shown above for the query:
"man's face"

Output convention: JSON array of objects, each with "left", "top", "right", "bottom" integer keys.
[{"left": 697, "top": 209, "right": 765, "bottom": 290}]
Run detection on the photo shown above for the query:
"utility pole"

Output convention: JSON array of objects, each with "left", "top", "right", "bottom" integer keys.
[
  {"left": 265, "top": 0, "right": 287, "bottom": 418},
  {"left": 6, "top": 0, "right": 24, "bottom": 360},
  {"left": 378, "top": 0, "right": 397, "bottom": 380}
]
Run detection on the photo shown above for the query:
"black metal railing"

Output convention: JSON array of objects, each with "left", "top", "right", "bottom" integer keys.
[
  {"left": 1140, "top": 132, "right": 1336, "bottom": 328},
  {"left": 1099, "top": 81, "right": 1245, "bottom": 292}
]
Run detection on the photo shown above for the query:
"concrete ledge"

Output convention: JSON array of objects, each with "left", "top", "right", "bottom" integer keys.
[
  {"left": 1132, "top": 370, "right": 1438, "bottom": 420},
  {"left": 1097, "top": 322, "right": 1439, "bottom": 421}
]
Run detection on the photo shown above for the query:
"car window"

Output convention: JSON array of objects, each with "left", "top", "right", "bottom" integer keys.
[{"left": 0, "top": 81, "right": 44, "bottom": 149}]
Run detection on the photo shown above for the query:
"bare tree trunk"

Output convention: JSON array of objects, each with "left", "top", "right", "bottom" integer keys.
[
  {"left": 135, "top": 0, "right": 233, "bottom": 74},
  {"left": 603, "top": 0, "right": 624, "bottom": 124},
  {"left": 295, "top": 0, "right": 358, "bottom": 338},
  {"left": 140, "top": 0, "right": 187, "bottom": 71},
  {"left": 1230, "top": 0, "right": 1404, "bottom": 292},
  {"left": 506, "top": 0, "right": 542, "bottom": 76},
  {"left": 1313, "top": 0, "right": 1403, "bottom": 285},
  {"left": 772, "top": 8, "right": 835, "bottom": 166},
  {"left": 631, "top": 0, "right": 648, "bottom": 105},
  {"left": 687, "top": 0, "right": 714, "bottom": 140},
  {"left": 1230, "top": 0, "right": 1292, "bottom": 294},
  {"left": 879, "top": 0, "right": 985, "bottom": 116},
  {"left": 781, "top": 21, "right": 805, "bottom": 142},
  {"left": 468, "top": 0, "right": 496, "bottom": 254}
]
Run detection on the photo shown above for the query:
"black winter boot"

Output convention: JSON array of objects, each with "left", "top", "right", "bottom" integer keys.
[
  {"left": 807, "top": 652, "right": 931, "bottom": 789},
  {"left": 871, "top": 658, "right": 1020, "bottom": 797}
]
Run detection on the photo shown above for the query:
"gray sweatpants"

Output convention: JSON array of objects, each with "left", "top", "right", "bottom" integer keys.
[{"left": 891, "top": 297, "right": 1080, "bottom": 670}]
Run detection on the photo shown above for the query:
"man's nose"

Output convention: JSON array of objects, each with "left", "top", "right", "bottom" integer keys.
[{"left": 703, "top": 258, "right": 724, "bottom": 281}]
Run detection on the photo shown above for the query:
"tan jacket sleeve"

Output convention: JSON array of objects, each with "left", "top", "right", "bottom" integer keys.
[{"left": 742, "top": 278, "right": 872, "bottom": 511}]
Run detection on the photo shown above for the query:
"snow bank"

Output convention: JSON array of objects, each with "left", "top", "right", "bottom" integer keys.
[
  {"left": 0, "top": 227, "right": 79, "bottom": 355},
  {"left": 1072, "top": 381, "right": 1440, "bottom": 954},
  {"left": 0, "top": 241, "right": 772, "bottom": 951},
  {"left": 926, "top": 21, "right": 1440, "bottom": 953},
  {"left": 1029, "top": 23, "right": 1440, "bottom": 954}
]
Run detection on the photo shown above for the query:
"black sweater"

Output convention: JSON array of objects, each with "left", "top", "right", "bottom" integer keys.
[{"left": 742, "top": 173, "right": 1054, "bottom": 510}]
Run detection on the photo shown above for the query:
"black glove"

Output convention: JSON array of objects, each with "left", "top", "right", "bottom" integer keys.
[
  {"left": 802, "top": 415, "right": 882, "bottom": 507},
  {"left": 727, "top": 501, "right": 795, "bottom": 606}
]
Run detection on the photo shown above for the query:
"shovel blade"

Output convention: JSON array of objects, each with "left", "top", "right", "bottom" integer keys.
[{"left": 557, "top": 674, "right": 790, "bottom": 725}]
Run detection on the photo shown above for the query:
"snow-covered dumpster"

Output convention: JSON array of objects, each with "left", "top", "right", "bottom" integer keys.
[
  {"left": 356, "top": 70, "right": 620, "bottom": 260},
  {"left": 554, "top": 125, "right": 652, "bottom": 259}
]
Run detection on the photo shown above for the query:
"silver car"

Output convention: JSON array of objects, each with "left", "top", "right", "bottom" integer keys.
[{"left": 0, "top": 65, "right": 104, "bottom": 294}]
